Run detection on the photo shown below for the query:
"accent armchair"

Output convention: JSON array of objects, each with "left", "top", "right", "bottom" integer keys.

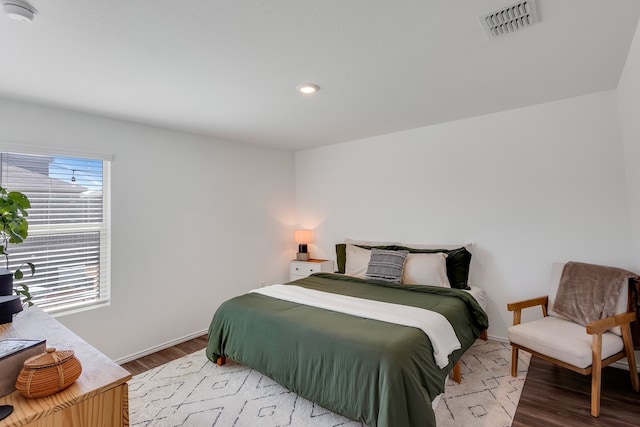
[{"left": 507, "top": 262, "right": 639, "bottom": 417}]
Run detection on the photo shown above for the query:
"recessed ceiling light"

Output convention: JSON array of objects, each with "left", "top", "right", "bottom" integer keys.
[
  {"left": 3, "top": 0, "right": 38, "bottom": 23},
  {"left": 297, "top": 83, "right": 320, "bottom": 95}
]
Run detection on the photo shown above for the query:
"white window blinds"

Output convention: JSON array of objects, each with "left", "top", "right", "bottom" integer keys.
[{"left": 0, "top": 151, "right": 111, "bottom": 314}]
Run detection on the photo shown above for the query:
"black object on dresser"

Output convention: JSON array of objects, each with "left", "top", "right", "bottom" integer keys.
[{"left": 0, "top": 270, "right": 22, "bottom": 324}]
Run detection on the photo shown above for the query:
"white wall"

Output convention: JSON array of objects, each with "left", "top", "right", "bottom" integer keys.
[
  {"left": 618, "top": 18, "right": 640, "bottom": 271},
  {"left": 295, "top": 90, "right": 633, "bottom": 340},
  {"left": 3, "top": 34, "right": 639, "bottom": 360},
  {"left": 0, "top": 98, "right": 296, "bottom": 361}
]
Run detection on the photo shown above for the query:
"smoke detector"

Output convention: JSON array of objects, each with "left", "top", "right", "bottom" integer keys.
[
  {"left": 3, "top": 0, "right": 38, "bottom": 23},
  {"left": 479, "top": 0, "right": 539, "bottom": 38}
]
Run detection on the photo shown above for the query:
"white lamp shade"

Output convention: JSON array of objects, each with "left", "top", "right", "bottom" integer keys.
[{"left": 294, "top": 229, "right": 313, "bottom": 244}]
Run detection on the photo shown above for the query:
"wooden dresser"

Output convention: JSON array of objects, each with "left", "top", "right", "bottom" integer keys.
[{"left": 0, "top": 307, "right": 131, "bottom": 427}]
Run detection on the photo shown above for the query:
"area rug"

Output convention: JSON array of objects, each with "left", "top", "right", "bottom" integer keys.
[{"left": 129, "top": 339, "right": 529, "bottom": 427}]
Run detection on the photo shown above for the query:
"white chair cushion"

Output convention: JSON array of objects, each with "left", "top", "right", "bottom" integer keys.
[{"left": 508, "top": 316, "right": 624, "bottom": 369}]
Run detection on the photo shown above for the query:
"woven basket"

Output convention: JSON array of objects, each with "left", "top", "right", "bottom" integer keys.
[{"left": 15, "top": 347, "right": 82, "bottom": 398}]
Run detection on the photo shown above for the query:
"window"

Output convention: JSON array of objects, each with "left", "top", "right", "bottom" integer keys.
[{"left": 0, "top": 151, "right": 111, "bottom": 314}]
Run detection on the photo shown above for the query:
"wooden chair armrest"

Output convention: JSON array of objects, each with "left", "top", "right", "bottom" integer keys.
[
  {"left": 586, "top": 311, "right": 637, "bottom": 335},
  {"left": 507, "top": 296, "right": 549, "bottom": 312},
  {"left": 507, "top": 296, "right": 548, "bottom": 326}
]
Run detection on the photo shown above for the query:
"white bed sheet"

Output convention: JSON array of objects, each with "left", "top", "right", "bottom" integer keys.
[{"left": 464, "top": 285, "right": 487, "bottom": 311}]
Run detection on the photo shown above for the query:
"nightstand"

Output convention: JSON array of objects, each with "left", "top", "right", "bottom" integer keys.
[{"left": 290, "top": 259, "right": 333, "bottom": 281}]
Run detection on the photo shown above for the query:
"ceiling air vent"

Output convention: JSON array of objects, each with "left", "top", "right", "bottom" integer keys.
[{"left": 479, "top": 0, "right": 540, "bottom": 38}]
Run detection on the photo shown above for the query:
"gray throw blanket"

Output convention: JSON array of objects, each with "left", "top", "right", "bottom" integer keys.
[{"left": 553, "top": 261, "right": 639, "bottom": 327}]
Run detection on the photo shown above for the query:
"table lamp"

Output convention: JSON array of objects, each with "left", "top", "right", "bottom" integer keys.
[{"left": 294, "top": 229, "right": 313, "bottom": 261}]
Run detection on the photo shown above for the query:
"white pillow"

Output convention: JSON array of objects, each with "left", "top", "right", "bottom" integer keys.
[
  {"left": 345, "top": 245, "right": 371, "bottom": 279},
  {"left": 402, "top": 252, "right": 450, "bottom": 287}
]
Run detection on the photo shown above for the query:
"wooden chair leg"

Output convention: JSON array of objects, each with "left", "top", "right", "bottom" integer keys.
[
  {"left": 621, "top": 323, "right": 640, "bottom": 392},
  {"left": 451, "top": 361, "right": 462, "bottom": 383},
  {"left": 511, "top": 346, "right": 519, "bottom": 377},
  {"left": 591, "top": 334, "right": 603, "bottom": 417},
  {"left": 216, "top": 357, "right": 226, "bottom": 366},
  {"left": 480, "top": 330, "right": 488, "bottom": 341}
]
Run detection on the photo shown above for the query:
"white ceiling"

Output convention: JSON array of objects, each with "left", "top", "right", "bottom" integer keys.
[{"left": 1, "top": 0, "right": 639, "bottom": 151}]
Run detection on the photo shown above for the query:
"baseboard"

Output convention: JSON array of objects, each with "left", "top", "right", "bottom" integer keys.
[
  {"left": 487, "top": 334, "right": 509, "bottom": 344},
  {"left": 611, "top": 356, "right": 640, "bottom": 372},
  {"left": 115, "top": 329, "right": 208, "bottom": 364}
]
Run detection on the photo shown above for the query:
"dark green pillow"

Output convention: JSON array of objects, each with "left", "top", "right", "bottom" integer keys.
[
  {"left": 335, "top": 243, "right": 472, "bottom": 289},
  {"left": 336, "top": 243, "right": 347, "bottom": 273},
  {"left": 447, "top": 248, "right": 472, "bottom": 290}
]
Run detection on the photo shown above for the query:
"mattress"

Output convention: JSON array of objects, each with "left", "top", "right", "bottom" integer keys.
[{"left": 465, "top": 285, "right": 487, "bottom": 311}]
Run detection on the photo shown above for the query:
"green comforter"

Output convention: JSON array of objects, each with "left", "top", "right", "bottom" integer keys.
[{"left": 206, "top": 273, "right": 488, "bottom": 427}]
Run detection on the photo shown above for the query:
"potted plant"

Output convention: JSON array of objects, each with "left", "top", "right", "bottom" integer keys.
[{"left": 0, "top": 185, "right": 36, "bottom": 307}]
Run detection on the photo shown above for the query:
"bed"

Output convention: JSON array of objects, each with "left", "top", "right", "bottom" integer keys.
[{"left": 206, "top": 243, "right": 488, "bottom": 427}]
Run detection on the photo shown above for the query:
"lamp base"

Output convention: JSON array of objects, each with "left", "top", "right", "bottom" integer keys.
[{"left": 296, "top": 252, "right": 310, "bottom": 261}]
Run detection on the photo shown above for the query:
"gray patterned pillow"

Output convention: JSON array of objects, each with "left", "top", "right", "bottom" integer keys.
[{"left": 365, "top": 249, "right": 409, "bottom": 283}]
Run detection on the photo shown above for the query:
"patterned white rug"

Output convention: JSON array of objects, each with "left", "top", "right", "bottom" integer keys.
[{"left": 129, "top": 339, "right": 530, "bottom": 427}]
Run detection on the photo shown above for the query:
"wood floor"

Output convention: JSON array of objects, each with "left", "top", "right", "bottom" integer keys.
[
  {"left": 120, "top": 335, "right": 208, "bottom": 376},
  {"left": 121, "top": 336, "right": 640, "bottom": 424},
  {"left": 512, "top": 357, "right": 640, "bottom": 426}
]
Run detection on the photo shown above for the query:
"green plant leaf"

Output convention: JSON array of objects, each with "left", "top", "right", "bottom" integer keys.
[
  {"left": 14, "top": 262, "right": 36, "bottom": 280},
  {"left": 14, "top": 284, "right": 32, "bottom": 306},
  {"left": 1, "top": 187, "right": 35, "bottom": 304},
  {"left": 8, "top": 191, "right": 31, "bottom": 209}
]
